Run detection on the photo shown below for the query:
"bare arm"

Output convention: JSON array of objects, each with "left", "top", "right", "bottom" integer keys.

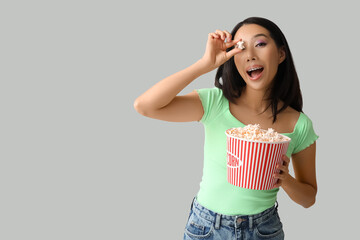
[
  {"left": 134, "top": 61, "right": 208, "bottom": 122},
  {"left": 274, "top": 142, "right": 317, "bottom": 208},
  {"left": 134, "top": 30, "right": 242, "bottom": 122}
]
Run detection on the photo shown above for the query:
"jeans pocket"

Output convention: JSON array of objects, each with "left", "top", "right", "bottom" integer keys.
[
  {"left": 184, "top": 210, "right": 213, "bottom": 239},
  {"left": 254, "top": 212, "right": 284, "bottom": 239}
]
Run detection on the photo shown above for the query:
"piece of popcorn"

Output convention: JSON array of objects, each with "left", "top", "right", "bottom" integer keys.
[
  {"left": 236, "top": 41, "right": 245, "bottom": 50},
  {"left": 226, "top": 124, "right": 290, "bottom": 142}
]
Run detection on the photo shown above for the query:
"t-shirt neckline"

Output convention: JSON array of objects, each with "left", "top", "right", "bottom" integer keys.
[{"left": 225, "top": 99, "right": 302, "bottom": 135}]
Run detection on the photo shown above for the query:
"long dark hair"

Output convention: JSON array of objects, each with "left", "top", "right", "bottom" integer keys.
[{"left": 215, "top": 17, "right": 302, "bottom": 122}]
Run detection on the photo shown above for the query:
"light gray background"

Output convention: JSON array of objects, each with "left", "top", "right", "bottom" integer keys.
[{"left": 1, "top": 0, "right": 359, "bottom": 239}]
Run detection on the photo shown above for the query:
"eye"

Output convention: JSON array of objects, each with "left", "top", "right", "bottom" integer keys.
[{"left": 255, "top": 42, "right": 267, "bottom": 47}]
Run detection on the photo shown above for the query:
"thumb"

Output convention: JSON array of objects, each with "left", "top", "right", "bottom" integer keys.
[
  {"left": 224, "top": 38, "right": 243, "bottom": 48},
  {"left": 224, "top": 39, "right": 242, "bottom": 59},
  {"left": 225, "top": 47, "right": 242, "bottom": 59}
]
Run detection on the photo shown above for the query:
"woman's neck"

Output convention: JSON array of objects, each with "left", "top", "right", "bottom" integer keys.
[{"left": 237, "top": 87, "right": 271, "bottom": 114}]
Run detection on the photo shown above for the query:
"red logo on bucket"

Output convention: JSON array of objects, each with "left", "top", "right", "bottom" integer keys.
[{"left": 227, "top": 153, "right": 240, "bottom": 167}]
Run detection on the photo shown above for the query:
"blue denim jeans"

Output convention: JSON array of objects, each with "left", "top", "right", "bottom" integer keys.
[{"left": 183, "top": 198, "right": 284, "bottom": 240}]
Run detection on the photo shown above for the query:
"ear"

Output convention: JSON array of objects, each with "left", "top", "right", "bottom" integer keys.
[{"left": 278, "top": 46, "right": 286, "bottom": 64}]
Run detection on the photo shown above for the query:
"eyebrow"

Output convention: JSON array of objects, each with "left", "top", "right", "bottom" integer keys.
[{"left": 252, "top": 33, "right": 269, "bottom": 39}]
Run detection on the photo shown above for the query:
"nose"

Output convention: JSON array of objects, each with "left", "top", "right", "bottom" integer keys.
[
  {"left": 246, "top": 49, "right": 257, "bottom": 62},
  {"left": 246, "top": 55, "right": 256, "bottom": 62}
]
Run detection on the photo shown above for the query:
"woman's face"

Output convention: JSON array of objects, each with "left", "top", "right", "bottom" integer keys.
[{"left": 233, "top": 24, "right": 285, "bottom": 92}]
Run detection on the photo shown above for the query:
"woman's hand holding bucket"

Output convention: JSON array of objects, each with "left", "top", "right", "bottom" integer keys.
[{"left": 273, "top": 155, "right": 292, "bottom": 188}]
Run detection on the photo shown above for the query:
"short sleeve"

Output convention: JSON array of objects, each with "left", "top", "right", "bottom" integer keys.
[
  {"left": 196, "top": 88, "right": 225, "bottom": 124},
  {"left": 293, "top": 113, "right": 319, "bottom": 154}
]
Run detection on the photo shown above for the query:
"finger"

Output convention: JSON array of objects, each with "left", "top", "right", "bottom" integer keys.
[
  {"left": 225, "top": 46, "right": 242, "bottom": 59},
  {"left": 224, "top": 38, "right": 242, "bottom": 48},
  {"left": 282, "top": 155, "right": 290, "bottom": 164},
  {"left": 273, "top": 180, "right": 282, "bottom": 188},
  {"left": 224, "top": 30, "right": 232, "bottom": 42},
  {"left": 209, "top": 32, "right": 220, "bottom": 39},
  {"left": 279, "top": 155, "right": 289, "bottom": 168},
  {"left": 215, "top": 29, "right": 226, "bottom": 40},
  {"left": 277, "top": 165, "right": 289, "bottom": 174},
  {"left": 273, "top": 172, "right": 285, "bottom": 180},
  {"left": 277, "top": 161, "right": 289, "bottom": 171}
]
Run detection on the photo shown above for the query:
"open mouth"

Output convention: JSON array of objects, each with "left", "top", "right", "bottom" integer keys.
[{"left": 246, "top": 67, "right": 264, "bottom": 79}]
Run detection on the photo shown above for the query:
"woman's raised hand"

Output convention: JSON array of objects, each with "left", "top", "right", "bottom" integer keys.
[
  {"left": 134, "top": 30, "right": 242, "bottom": 122},
  {"left": 199, "top": 30, "right": 243, "bottom": 72}
]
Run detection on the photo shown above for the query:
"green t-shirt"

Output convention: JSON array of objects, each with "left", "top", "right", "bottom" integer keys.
[{"left": 195, "top": 87, "right": 319, "bottom": 215}]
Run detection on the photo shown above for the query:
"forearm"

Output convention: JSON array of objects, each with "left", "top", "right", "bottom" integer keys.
[
  {"left": 134, "top": 60, "right": 209, "bottom": 113},
  {"left": 281, "top": 176, "right": 317, "bottom": 208}
]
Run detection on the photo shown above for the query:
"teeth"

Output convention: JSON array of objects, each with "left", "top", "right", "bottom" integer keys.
[{"left": 248, "top": 67, "right": 262, "bottom": 72}]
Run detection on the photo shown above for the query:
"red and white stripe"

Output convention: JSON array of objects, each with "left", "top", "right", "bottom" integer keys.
[{"left": 226, "top": 135, "right": 290, "bottom": 190}]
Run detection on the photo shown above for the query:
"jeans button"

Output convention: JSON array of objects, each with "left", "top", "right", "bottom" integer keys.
[{"left": 236, "top": 218, "right": 243, "bottom": 224}]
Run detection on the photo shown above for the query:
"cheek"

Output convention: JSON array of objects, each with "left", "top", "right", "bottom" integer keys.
[
  {"left": 266, "top": 61, "right": 278, "bottom": 75},
  {"left": 234, "top": 54, "right": 241, "bottom": 65},
  {"left": 234, "top": 55, "right": 246, "bottom": 75},
  {"left": 266, "top": 51, "right": 281, "bottom": 75}
]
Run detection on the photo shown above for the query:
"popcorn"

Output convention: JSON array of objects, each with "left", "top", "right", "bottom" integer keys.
[
  {"left": 236, "top": 41, "right": 245, "bottom": 50},
  {"left": 226, "top": 124, "right": 290, "bottom": 142}
]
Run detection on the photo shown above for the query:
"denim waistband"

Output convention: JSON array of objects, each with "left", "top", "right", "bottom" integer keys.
[{"left": 191, "top": 198, "right": 278, "bottom": 230}]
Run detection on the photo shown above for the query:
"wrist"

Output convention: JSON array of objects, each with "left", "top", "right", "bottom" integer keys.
[
  {"left": 280, "top": 174, "right": 296, "bottom": 189},
  {"left": 194, "top": 59, "right": 214, "bottom": 75}
]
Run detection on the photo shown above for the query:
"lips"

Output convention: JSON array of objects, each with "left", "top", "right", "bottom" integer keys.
[{"left": 246, "top": 65, "right": 264, "bottom": 80}]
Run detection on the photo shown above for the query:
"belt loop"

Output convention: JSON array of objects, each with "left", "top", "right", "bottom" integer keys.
[
  {"left": 190, "top": 197, "right": 195, "bottom": 210},
  {"left": 275, "top": 201, "right": 279, "bottom": 210},
  {"left": 186, "top": 197, "right": 195, "bottom": 223},
  {"left": 215, "top": 213, "right": 221, "bottom": 230},
  {"left": 248, "top": 216, "right": 253, "bottom": 230}
]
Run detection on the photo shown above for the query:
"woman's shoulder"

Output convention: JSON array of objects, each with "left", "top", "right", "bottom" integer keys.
[
  {"left": 291, "top": 111, "right": 319, "bottom": 153},
  {"left": 288, "top": 110, "right": 317, "bottom": 137},
  {"left": 196, "top": 87, "right": 223, "bottom": 96},
  {"left": 195, "top": 87, "right": 228, "bottom": 124},
  {"left": 283, "top": 106, "right": 300, "bottom": 121},
  {"left": 295, "top": 112, "right": 315, "bottom": 129},
  {"left": 196, "top": 87, "right": 226, "bottom": 104},
  {"left": 275, "top": 107, "right": 300, "bottom": 133}
]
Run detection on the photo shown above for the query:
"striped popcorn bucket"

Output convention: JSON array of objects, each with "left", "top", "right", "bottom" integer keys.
[{"left": 226, "top": 132, "right": 291, "bottom": 190}]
